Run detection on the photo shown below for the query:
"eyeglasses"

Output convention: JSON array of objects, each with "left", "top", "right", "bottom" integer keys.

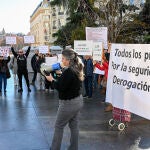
[{"left": 19, "top": 51, "right": 23, "bottom": 53}]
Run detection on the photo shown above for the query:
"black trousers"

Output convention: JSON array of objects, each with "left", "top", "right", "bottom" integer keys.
[
  {"left": 32, "top": 70, "right": 37, "bottom": 83},
  {"left": 17, "top": 69, "right": 30, "bottom": 89}
]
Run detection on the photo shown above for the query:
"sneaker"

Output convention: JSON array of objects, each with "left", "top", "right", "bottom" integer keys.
[
  {"left": 18, "top": 89, "right": 23, "bottom": 92},
  {"left": 28, "top": 88, "right": 31, "bottom": 92}
]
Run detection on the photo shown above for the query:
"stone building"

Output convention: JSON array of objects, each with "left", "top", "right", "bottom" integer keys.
[{"left": 30, "top": 0, "right": 67, "bottom": 46}]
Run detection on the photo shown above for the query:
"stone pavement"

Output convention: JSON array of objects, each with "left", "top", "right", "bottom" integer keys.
[{"left": 0, "top": 75, "right": 150, "bottom": 150}]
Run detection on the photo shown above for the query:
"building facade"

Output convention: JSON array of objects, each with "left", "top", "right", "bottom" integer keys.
[
  {"left": 30, "top": 0, "right": 67, "bottom": 46},
  {"left": 0, "top": 28, "right": 6, "bottom": 40}
]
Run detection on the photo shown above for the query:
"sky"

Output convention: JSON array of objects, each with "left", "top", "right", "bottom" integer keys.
[{"left": 0, "top": 0, "right": 42, "bottom": 34}]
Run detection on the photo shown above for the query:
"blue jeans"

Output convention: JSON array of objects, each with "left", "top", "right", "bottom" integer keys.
[
  {"left": 0, "top": 73, "right": 7, "bottom": 91},
  {"left": 84, "top": 76, "right": 93, "bottom": 97},
  {"left": 51, "top": 95, "right": 83, "bottom": 150},
  {"left": 93, "top": 73, "right": 99, "bottom": 89}
]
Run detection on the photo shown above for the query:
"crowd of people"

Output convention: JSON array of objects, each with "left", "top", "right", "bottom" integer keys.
[{"left": 0, "top": 45, "right": 113, "bottom": 150}]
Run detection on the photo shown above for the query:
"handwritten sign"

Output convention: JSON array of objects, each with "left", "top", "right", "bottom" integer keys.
[
  {"left": 74, "top": 40, "right": 93, "bottom": 56},
  {"left": 6, "top": 36, "right": 16, "bottom": 45},
  {"left": 86, "top": 27, "right": 108, "bottom": 49},
  {"left": 93, "top": 42, "right": 103, "bottom": 61},
  {"left": 39, "top": 46, "right": 49, "bottom": 54},
  {"left": 45, "top": 56, "right": 58, "bottom": 65},
  {"left": 0, "top": 46, "right": 10, "bottom": 57},
  {"left": 24, "top": 35, "right": 35, "bottom": 44}
]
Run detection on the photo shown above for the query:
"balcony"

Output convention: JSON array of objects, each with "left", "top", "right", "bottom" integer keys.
[
  {"left": 52, "top": 13, "right": 56, "bottom": 16},
  {"left": 52, "top": 26, "right": 57, "bottom": 29}
]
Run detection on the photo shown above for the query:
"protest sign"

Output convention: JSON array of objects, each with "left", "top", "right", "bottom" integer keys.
[
  {"left": 94, "top": 67, "right": 105, "bottom": 75},
  {"left": 6, "top": 36, "right": 16, "bottom": 45},
  {"left": 106, "top": 44, "right": 150, "bottom": 120},
  {"left": 24, "top": 35, "right": 35, "bottom": 44},
  {"left": 86, "top": 27, "right": 108, "bottom": 49},
  {"left": 45, "top": 56, "right": 58, "bottom": 65},
  {"left": 0, "top": 46, "right": 10, "bottom": 57},
  {"left": 74, "top": 40, "right": 93, "bottom": 56},
  {"left": 93, "top": 42, "right": 103, "bottom": 61},
  {"left": 39, "top": 46, "right": 49, "bottom": 54}
]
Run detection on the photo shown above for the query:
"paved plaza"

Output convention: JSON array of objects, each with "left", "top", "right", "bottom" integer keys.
[{"left": 0, "top": 74, "right": 150, "bottom": 150}]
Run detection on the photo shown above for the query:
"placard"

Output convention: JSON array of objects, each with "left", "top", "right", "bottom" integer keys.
[
  {"left": 86, "top": 27, "right": 108, "bottom": 49},
  {"left": 24, "top": 35, "right": 35, "bottom": 44},
  {"left": 94, "top": 67, "right": 105, "bottom": 75},
  {"left": 39, "top": 46, "right": 49, "bottom": 54},
  {"left": 74, "top": 40, "right": 93, "bottom": 56},
  {"left": 0, "top": 46, "right": 10, "bottom": 57},
  {"left": 45, "top": 56, "right": 58, "bottom": 65},
  {"left": 106, "top": 44, "right": 150, "bottom": 120},
  {"left": 93, "top": 42, "right": 103, "bottom": 61},
  {"left": 6, "top": 36, "right": 16, "bottom": 45}
]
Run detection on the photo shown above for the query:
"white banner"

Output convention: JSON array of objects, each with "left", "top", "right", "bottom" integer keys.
[
  {"left": 24, "top": 35, "right": 35, "bottom": 44},
  {"left": 39, "top": 46, "right": 49, "bottom": 54},
  {"left": 106, "top": 44, "right": 150, "bottom": 120},
  {"left": 94, "top": 67, "right": 105, "bottom": 75},
  {"left": 0, "top": 46, "right": 10, "bottom": 57},
  {"left": 6, "top": 36, "right": 16, "bottom": 45},
  {"left": 93, "top": 42, "right": 103, "bottom": 61},
  {"left": 45, "top": 56, "right": 58, "bottom": 65},
  {"left": 86, "top": 27, "right": 108, "bottom": 49},
  {"left": 74, "top": 40, "right": 93, "bottom": 56}
]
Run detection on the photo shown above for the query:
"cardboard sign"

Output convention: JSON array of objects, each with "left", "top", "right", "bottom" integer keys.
[
  {"left": 6, "top": 36, "right": 16, "bottom": 45},
  {"left": 24, "top": 35, "right": 35, "bottom": 44},
  {"left": 93, "top": 42, "right": 103, "bottom": 61},
  {"left": 0, "top": 46, "right": 10, "bottom": 57},
  {"left": 39, "top": 46, "right": 49, "bottom": 54},
  {"left": 45, "top": 56, "right": 58, "bottom": 65},
  {"left": 74, "top": 40, "right": 93, "bottom": 56},
  {"left": 86, "top": 27, "right": 108, "bottom": 49}
]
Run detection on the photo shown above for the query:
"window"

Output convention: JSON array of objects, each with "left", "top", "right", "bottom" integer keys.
[{"left": 52, "top": 8, "right": 56, "bottom": 16}]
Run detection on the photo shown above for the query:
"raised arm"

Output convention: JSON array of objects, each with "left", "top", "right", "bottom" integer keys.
[
  {"left": 11, "top": 47, "right": 18, "bottom": 58},
  {"left": 25, "top": 46, "right": 31, "bottom": 57}
]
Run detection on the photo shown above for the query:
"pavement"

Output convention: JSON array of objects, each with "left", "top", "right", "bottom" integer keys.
[{"left": 0, "top": 73, "right": 150, "bottom": 150}]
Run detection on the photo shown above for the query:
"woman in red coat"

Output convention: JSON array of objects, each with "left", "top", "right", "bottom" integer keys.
[{"left": 94, "top": 51, "right": 113, "bottom": 112}]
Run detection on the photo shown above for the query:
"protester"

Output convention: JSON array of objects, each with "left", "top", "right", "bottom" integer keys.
[
  {"left": 11, "top": 46, "right": 31, "bottom": 92},
  {"left": 83, "top": 55, "right": 93, "bottom": 98},
  {"left": 31, "top": 49, "right": 39, "bottom": 84},
  {"left": 94, "top": 46, "right": 113, "bottom": 111},
  {"left": 45, "top": 49, "right": 84, "bottom": 150},
  {"left": 36, "top": 53, "right": 45, "bottom": 90},
  {"left": 9, "top": 55, "right": 18, "bottom": 86},
  {"left": 0, "top": 55, "right": 10, "bottom": 93}
]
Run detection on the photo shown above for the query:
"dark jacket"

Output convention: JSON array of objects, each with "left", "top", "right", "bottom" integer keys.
[
  {"left": 84, "top": 58, "right": 93, "bottom": 77},
  {"left": 31, "top": 54, "right": 38, "bottom": 71},
  {"left": 0, "top": 56, "right": 10, "bottom": 73},
  {"left": 51, "top": 68, "right": 82, "bottom": 100},
  {"left": 36, "top": 56, "right": 45, "bottom": 73},
  {"left": 11, "top": 46, "right": 30, "bottom": 71}
]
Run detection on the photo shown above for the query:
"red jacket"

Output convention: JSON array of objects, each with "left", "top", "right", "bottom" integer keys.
[{"left": 95, "top": 61, "right": 109, "bottom": 79}]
